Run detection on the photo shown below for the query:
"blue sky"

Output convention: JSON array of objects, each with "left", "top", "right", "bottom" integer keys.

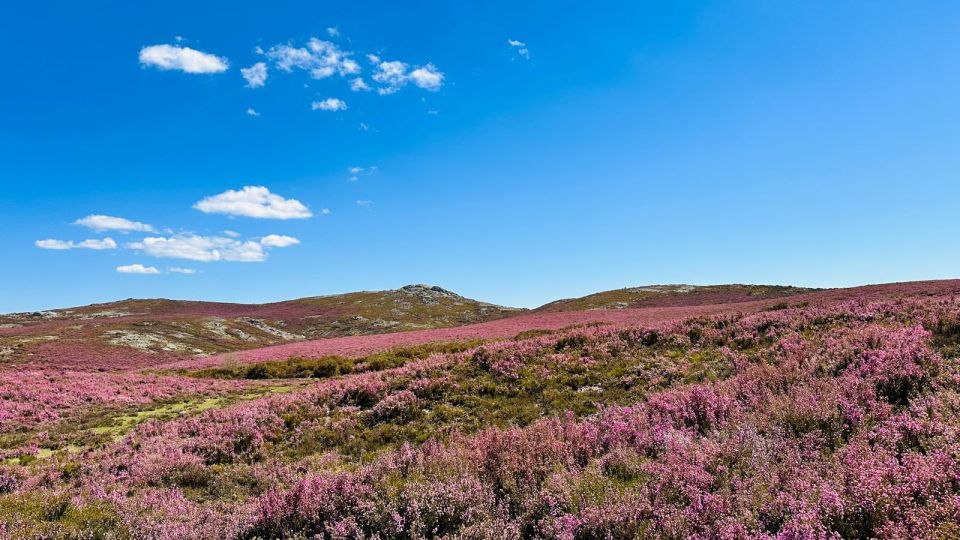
[{"left": 2, "top": 1, "right": 959, "bottom": 312}]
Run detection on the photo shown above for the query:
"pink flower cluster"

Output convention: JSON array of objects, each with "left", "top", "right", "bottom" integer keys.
[{"left": 4, "top": 290, "right": 960, "bottom": 539}]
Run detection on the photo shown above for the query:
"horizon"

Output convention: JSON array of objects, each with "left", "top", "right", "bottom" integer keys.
[
  {"left": 4, "top": 2, "right": 960, "bottom": 313},
  {"left": 8, "top": 277, "right": 960, "bottom": 314}
]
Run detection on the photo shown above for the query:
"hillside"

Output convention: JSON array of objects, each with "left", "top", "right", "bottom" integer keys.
[
  {"left": 536, "top": 283, "right": 815, "bottom": 312},
  {"left": 0, "top": 284, "right": 523, "bottom": 369},
  {"left": 3, "top": 279, "right": 960, "bottom": 538}
]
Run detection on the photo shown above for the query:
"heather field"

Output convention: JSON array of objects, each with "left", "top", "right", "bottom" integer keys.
[{"left": 3, "top": 281, "right": 960, "bottom": 538}]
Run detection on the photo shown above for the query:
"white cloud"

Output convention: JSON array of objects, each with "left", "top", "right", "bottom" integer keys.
[
  {"left": 350, "top": 77, "right": 371, "bottom": 92},
  {"left": 259, "top": 234, "right": 300, "bottom": 247},
  {"left": 320, "top": 208, "right": 331, "bottom": 215},
  {"left": 139, "top": 44, "right": 229, "bottom": 74},
  {"left": 36, "top": 238, "right": 117, "bottom": 250},
  {"left": 366, "top": 54, "right": 381, "bottom": 64},
  {"left": 75, "top": 214, "right": 154, "bottom": 233},
  {"left": 348, "top": 165, "right": 377, "bottom": 181},
  {"left": 130, "top": 234, "right": 267, "bottom": 262},
  {"left": 35, "top": 239, "right": 73, "bottom": 250},
  {"left": 246, "top": 107, "right": 260, "bottom": 116},
  {"left": 508, "top": 39, "right": 530, "bottom": 59},
  {"left": 326, "top": 27, "right": 340, "bottom": 37},
  {"left": 241, "top": 62, "right": 268, "bottom": 87},
  {"left": 356, "top": 200, "right": 373, "bottom": 207},
  {"left": 409, "top": 64, "right": 444, "bottom": 90},
  {"left": 372, "top": 60, "right": 408, "bottom": 92},
  {"left": 312, "top": 98, "right": 347, "bottom": 111},
  {"left": 267, "top": 38, "right": 359, "bottom": 80},
  {"left": 169, "top": 267, "right": 197, "bottom": 274},
  {"left": 117, "top": 264, "right": 160, "bottom": 274},
  {"left": 371, "top": 60, "right": 444, "bottom": 94},
  {"left": 194, "top": 186, "right": 312, "bottom": 219},
  {"left": 359, "top": 122, "right": 370, "bottom": 131},
  {"left": 223, "top": 230, "right": 241, "bottom": 238}
]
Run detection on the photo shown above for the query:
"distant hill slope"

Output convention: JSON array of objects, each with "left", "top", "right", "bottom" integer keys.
[
  {"left": 535, "top": 284, "right": 815, "bottom": 312},
  {"left": 0, "top": 285, "right": 524, "bottom": 368}
]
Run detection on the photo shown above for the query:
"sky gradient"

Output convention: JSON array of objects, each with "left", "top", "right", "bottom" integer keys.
[{"left": 2, "top": 1, "right": 959, "bottom": 312}]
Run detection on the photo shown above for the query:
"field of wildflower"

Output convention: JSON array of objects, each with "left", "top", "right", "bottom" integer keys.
[{"left": 2, "top": 281, "right": 960, "bottom": 538}]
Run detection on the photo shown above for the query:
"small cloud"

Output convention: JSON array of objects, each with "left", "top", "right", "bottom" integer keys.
[
  {"left": 130, "top": 234, "right": 267, "bottom": 262},
  {"left": 427, "top": 109, "right": 439, "bottom": 115},
  {"left": 139, "top": 44, "right": 229, "bottom": 74},
  {"left": 320, "top": 208, "right": 331, "bottom": 215},
  {"left": 267, "top": 39, "right": 359, "bottom": 80},
  {"left": 347, "top": 166, "right": 377, "bottom": 181},
  {"left": 356, "top": 200, "right": 373, "bottom": 207},
  {"left": 326, "top": 27, "right": 339, "bottom": 37},
  {"left": 508, "top": 39, "right": 530, "bottom": 59},
  {"left": 174, "top": 36, "right": 185, "bottom": 43},
  {"left": 36, "top": 238, "right": 117, "bottom": 250},
  {"left": 311, "top": 98, "right": 347, "bottom": 111},
  {"left": 259, "top": 234, "right": 300, "bottom": 247},
  {"left": 372, "top": 60, "right": 408, "bottom": 91},
  {"left": 195, "top": 186, "right": 312, "bottom": 219},
  {"left": 366, "top": 54, "right": 381, "bottom": 64},
  {"left": 409, "top": 63, "right": 444, "bottom": 90},
  {"left": 169, "top": 267, "right": 197, "bottom": 274},
  {"left": 75, "top": 214, "right": 154, "bottom": 233},
  {"left": 359, "top": 122, "right": 370, "bottom": 131},
  {"left": 117, "top": 264, "right": 160, "bottom": 274},
  {"left": 371, "top": 60, "right": 444, "bottom": 94},
  {"left": 241, "top": 62, "right": 268, "bottom": 87},
  {"left": 350, "top": 77, "right": 371, "bottom": 92},
  {"left": 223, "top": 230, "right": 241, "bottom": 238},
  {"left": 246, "top": 107, "right": 260, "bottom": 116}
]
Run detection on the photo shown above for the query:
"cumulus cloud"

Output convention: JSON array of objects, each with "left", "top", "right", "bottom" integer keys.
[
  {"left": 169, "top": 267, "right": 197, "bottom": 274},
  {"left": 371, "top": 60, "right": 444, "bottom": 94},
  {"left": 409, "top": 64, "right": 444, "bottom": 90},
  {"left": 246, "top": 107, "right": 260, "bottom": 116},
  {"left": 241, "top": 62, "right": 268, "bottom": 87},
  {"left": 116, "top": 263, "right": 160, "bottom": 274},
  {"left": 259, "top": 234, "right": 300, "bottom": 247},
  {"left": 350, "top": 77, "right": 371, "bottom": 92},
  {"left": 139, "top": 44, "right": 229, "bottom": 74},
  {"left": 194, "top": 186, "right": 312, "bottom": 219},
  {"left": 36, "top": 238, "right": 117, "bottom": 250},
  {"left": 129, "top": 234, "right": 267, "bottom": 262},
  {"left": 267, "top": 38, "right": 359, "bottom": 80},
  {"left": 312, "top": 98, "right": 347, "bottom": 111},
  {"left": 507, "top": 39, "right": 530, "bottom": 59},
  {"left": 326, "top": 27, "right": 339, "bottom": 37},
  {"left": 75, "top": 214, "right": 154, "bottom": 233}
]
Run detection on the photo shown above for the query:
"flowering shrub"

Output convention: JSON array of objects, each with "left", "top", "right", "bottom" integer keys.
[{"left": 4, "top": 283, "right": 960, "bottom": 538}]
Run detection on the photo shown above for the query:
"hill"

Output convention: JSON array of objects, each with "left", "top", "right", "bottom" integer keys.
[
  {"left": 0, "top": 284, "right": 523, "bottom": 369},
  {"left": 3, "top": 279, "right": 960, "bottom": 538},
  {"left": 535, "top": 284, "right": 815, "bottom": 312}
]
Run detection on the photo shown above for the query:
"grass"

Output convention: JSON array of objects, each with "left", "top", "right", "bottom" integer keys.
[
  {"left": 182, "top": 340, "right": 484, "bottom": 380},
  {"left": 2, "top": 383, "right": 301, "bottom": 464}
]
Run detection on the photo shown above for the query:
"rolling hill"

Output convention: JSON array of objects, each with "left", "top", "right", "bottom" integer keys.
[{"left": 0, "top": 284, "right": 523, "bottom": 369}]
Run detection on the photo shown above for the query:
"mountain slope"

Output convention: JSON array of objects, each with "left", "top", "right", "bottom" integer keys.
[
  {"left": 0, "top": 285, "right": 524, "bottom": 369},
  {"left": 536, "top": 284, "right": 815, "bottom": 312}
]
